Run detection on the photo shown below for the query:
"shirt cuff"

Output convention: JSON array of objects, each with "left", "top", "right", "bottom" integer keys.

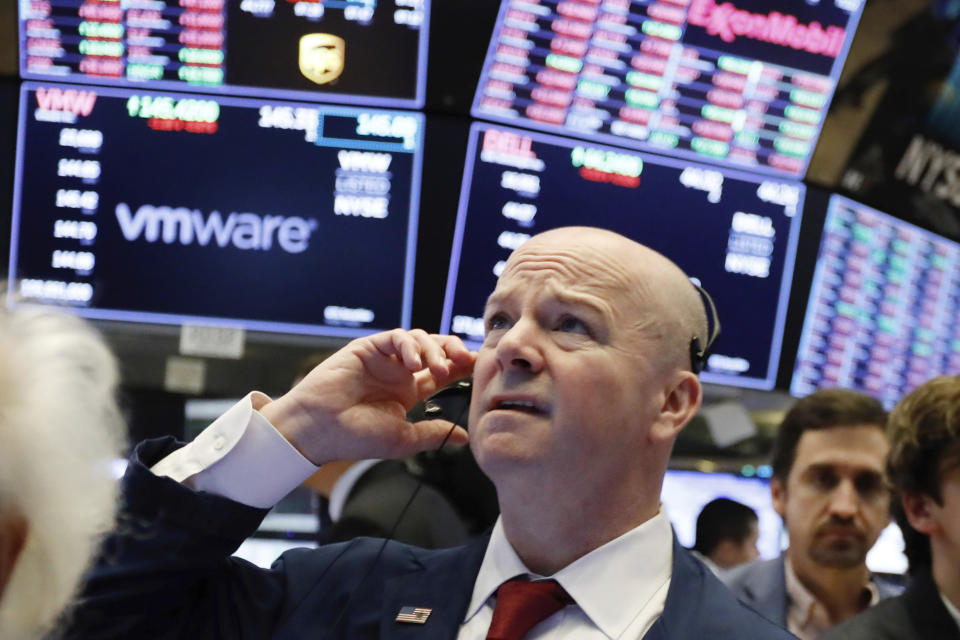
[{"left": 150, "top": 391, "right": 320, "bottom": 508}]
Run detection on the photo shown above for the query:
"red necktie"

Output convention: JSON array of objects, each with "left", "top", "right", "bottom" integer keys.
[{"left": 486, "top": 579, "right": 574, "bottom": 640}]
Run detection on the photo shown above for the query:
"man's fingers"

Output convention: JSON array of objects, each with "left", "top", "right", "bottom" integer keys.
[
  {"left": 270, "top": 330, "right": 475, "bottom": 465},
  {"left": 358, "top": 330, "right": 421, "bottom": 378},
  {"left": 423, "top": 333, "right": 476, "bottom": 382},
  {"left": 407, "top": 334, "right": 476, "bottom": 400},
  {"left": 394, "top": 330, "right": 424, "bottom": 370},
  {"left": 413, "top": 353, "right": 476, "bottom": 400},
  {"left": 399, "top": 420, "right": 469, "bottom": 453},
  {"left": 366, "top": 329, "right": 441, "bottom": 373},
  {"left": 409, "top": 329, "right": 450, "bottom": 377},
  {"left": 348, "top": 415, "right": 468, "bottom": 461},
  {"left": 433, "top": 333, "right": 474, "bottom": 362},
  {"left": 364, "top": 330, "right": 474, "bottom": 381}
]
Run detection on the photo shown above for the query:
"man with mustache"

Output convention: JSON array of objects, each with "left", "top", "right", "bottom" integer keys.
[
  {"left": 67, "top": 227, "right": 796, "bottom": 639},
  {"left": 724, "top": 389, "right": 901, "bottom": 639}
]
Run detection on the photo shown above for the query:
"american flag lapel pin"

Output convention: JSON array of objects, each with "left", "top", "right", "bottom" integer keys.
[{"left": 395, "top": 606, "right": 432, "bottom": 624}]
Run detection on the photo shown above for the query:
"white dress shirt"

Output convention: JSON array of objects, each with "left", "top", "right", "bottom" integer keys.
[
  {"left": 151, "top": 395, "right": 674, "bottom": 639},
  {"left": 458, "top": 512, "right": 673, "bottom": 640},
  {"left": 151, "top": 392, "right": 319, "bottom": 508},
  {"left": 783, "top": 557, "right": 880, "bottom": 640}
]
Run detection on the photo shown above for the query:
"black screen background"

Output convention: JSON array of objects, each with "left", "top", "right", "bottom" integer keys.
[
  {"left": 13, "top": 85, "right": 418, "bottom": 332},
  {"left": 446, "top": 125, "right": 803, "bottom": 387},
  {"left": 224, "top": 1, "right": 421, "bottom": 101}
]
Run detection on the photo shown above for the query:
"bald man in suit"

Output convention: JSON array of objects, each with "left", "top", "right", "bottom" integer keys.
[{"left": 68, "top": 228, "right": 797, "bottom": 640}]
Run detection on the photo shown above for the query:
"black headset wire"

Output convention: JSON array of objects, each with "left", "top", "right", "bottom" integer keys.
[{"left": 316, "top": 393, "right": 472, "bottom": 638}]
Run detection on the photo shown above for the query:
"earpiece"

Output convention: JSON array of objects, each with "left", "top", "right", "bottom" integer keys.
[
  {"left": 689, "top": 281, "right": 721, "bottom": 374},
  {"left": 690, "top": 337, "right": 706, "bottom": 374}
]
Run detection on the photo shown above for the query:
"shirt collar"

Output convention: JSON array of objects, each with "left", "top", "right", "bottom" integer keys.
[
  {"left": 328, "top": 459, "right": 380, "bottom": 522},
  {"left": 784, "top": 557, "right": 880, "bottom": 634},
  {"left": 465, "top": 507, "right": 674, "bottom": 639},
  {"left": 690, "top": 550, "right": 723, "bottom": 576},
  {"left": 784, "top": 557, "right": 821, "bottom": 631}
]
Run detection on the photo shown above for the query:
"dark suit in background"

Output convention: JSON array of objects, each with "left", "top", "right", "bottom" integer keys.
[
  {"left": 821, "top": 571, "right": 960, "bottom": 640},
  {"left": 326, "top": 460, "right": 469, "bottom": 548},
  {"left": 65, "top": 438, "right": 798, "bottom": 640}
]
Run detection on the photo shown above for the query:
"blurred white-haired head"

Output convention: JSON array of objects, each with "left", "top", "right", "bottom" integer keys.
[{"left": 0, "top": 303, "right": 126, "bottom": 639}]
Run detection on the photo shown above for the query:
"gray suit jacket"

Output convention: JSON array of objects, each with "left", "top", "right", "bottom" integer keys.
[{"left": 723, "top": 555, "right": 903, "bottom": 628}]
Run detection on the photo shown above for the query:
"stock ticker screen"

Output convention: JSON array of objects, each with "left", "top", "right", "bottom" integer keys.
[
  {"left": 791, "top": 195, "right": 960, "bottom": 408},
  {"left": 10, "top": 82, "right": 424, "bottom": 337},
  {"left": 472, "top": 0, "right": 864, "bottom": 178},
  {"left": 19, "top": 0, "right": 429, "bottom": 107},
  {"left": 441, "top": 123, "right": 805, "bottom": 389}
]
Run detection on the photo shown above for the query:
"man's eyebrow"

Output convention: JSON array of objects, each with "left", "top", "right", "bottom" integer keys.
[
  {"left": 482, "top": 289, "right": 608, "bottom": 318},
  {"left": 802, "top": 463, "right": 838, "bottom": 474},
  {"left": 483, "top": 290, "right": 508, "bottom": 313},
  {"left": 550, "top": 292, "right": 607, "bottom": 317},
  {"left": 804, "top": 462, "right": 883, "bottom": 475}
]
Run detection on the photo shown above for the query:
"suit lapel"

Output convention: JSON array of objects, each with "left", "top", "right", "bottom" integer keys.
[
  {"left": 646, "top": 537, "right": 705, "bottom": 640},
  {"left": 640, "top": 619, "right": 667, "bottom": 640},
  {"left": 379, "top": 533, "right": 490, "bottom": 639},
  {"left": 734, "top": 555, "right": 788, "bottom": 626},
  {"left": 904, "top": 571, "right": 960, "bottom": 639},
  {"left": 646, "top": 537, "right": 763, "bottom": 640}
]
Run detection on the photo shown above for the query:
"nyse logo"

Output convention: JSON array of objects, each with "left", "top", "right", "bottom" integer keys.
[{"left": 115, "top": 203, "right": 317, "bottom": 253}]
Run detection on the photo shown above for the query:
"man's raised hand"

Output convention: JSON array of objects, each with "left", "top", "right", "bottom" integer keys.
[{"left": 260, "top": 329, "right": 477, "bottom": 465}]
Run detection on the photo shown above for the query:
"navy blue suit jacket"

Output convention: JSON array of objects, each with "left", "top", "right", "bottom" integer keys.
[{"left": 66, "top": 438, "right": 796, "bottom": 639}]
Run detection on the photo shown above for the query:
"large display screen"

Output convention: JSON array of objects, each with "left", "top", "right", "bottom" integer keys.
[
  {"left": 9, "top": 82, "right": 424, "bottom": 338},
  {"left": 472, "top": 0, "right": 864, "bottom": 178},
  {"left": 442, "top": 123, "right": 804, "bottom": 389},
  {"left": 791, "top": 195, "right": 960, "bottom": 408},
  {"left": 19, "top": 0, "right": 429, "bottom": 108}
]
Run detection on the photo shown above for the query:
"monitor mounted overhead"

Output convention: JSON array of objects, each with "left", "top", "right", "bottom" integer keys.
[
  {"left": 441, "top": 122, "right": 805, "bottom": 390},
  {"left": 472, "top": 0, "right": 866, "bottom": 178},
  {"left": 9, "top": 82, "right": 425, "bottom": 339},
  {"left": 791, "top": 194, "right": 960, "bottom": 408},
  {"left": 18, "top": 1, "right": 431, "bottom": 108}
]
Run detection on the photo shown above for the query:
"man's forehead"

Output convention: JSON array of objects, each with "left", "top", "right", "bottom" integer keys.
[
  {"left": 794, "top": 431, "right": 889, "bottom": 470},
  {"left": 797, "top": 424, "right": 888, "bottom": 447},
  {"left": 484, "top": 228, "right": 700, "bottom": 334},
  {"left": 484, "top": 275, "right": 613, "bottom": 312},
  {"left": 501, "top": 236, "right": 645, "bottom": 288},
  {"left": 487, "top": 246, "right": 643, "bottom": 309}
]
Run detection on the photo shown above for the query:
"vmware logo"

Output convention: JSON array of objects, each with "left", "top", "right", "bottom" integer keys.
[{"left": 115, "top": 203, "right": 317, "bottom": 253}]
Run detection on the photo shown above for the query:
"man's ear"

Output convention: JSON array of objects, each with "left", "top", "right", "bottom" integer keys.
[
  {"left": 650, "top": 370, "right": 701, "bottom": 443},
  {"left": 771, "top": 476, "right": 787, "bottom": 519},
  {"left": 0, "top": 512, "right": 28, "bottom": 603},
  {"left": 902, "top": 492, "right": 939, "bottom": 535}
]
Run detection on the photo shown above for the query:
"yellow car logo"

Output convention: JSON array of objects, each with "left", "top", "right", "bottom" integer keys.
[{"left": 299, "top": 34, "right": 345, "bottom": 85}]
